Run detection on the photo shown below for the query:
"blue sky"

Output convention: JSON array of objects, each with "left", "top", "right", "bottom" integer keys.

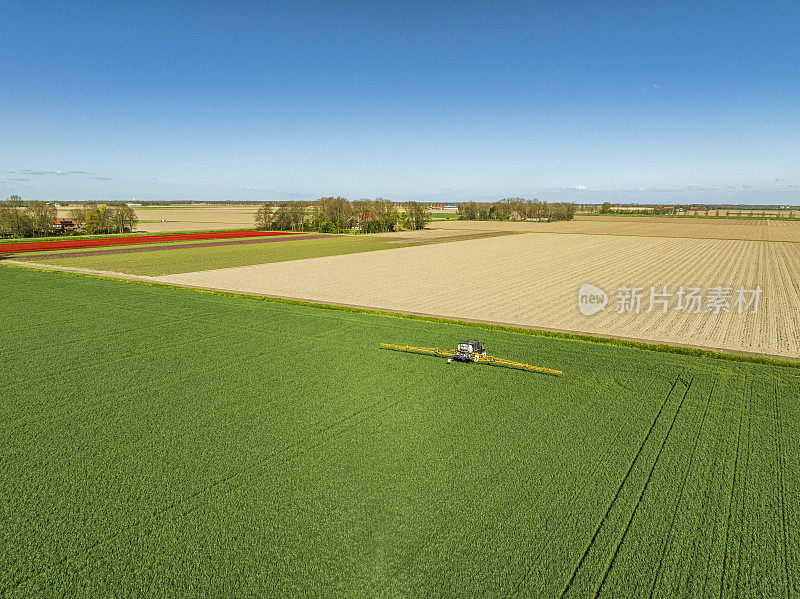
[{"left": 1, "top": 1, "right": 798, "bottom": 204}]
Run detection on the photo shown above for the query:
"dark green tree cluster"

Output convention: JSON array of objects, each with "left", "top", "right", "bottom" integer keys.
[{"left": 457, "top": 198, "right": 575, "bottom": 222}]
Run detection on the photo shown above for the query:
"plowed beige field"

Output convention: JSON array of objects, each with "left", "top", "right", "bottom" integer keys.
[
  {"left": 434, "top": 216, "right": 800, "bottom": 242},
  {"left": 58, "top": 206, "right": 258, "bottom": 232},
  {"left": 157, "top": 231, "right": 800, "bottom": 358}
]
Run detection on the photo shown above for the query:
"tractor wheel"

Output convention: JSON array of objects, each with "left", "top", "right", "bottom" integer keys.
[{"left": 472, "top": 355, "right": 479, "bottom": 363}]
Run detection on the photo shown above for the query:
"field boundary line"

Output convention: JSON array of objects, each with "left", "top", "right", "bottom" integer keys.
[
  {"left": 774, "top": 380, "right": 791, "bottom": 598},
  {"left": 717, "top": 374, "right": 748, "bottom": 599},
  {"left": 733, "top": 378, "right": 753, "bottom": 597},
  {"left": 558, "top": 376, "right": 681, "bottom": 598},
  {"left": 3, "top": 263, "right": 799, "bottom": 370},
  {"left": 592, "top": 377, "right": 694, "bottom": 597},
  {"left": 649, "top": 376, "right": 717, "bottom": 597}
]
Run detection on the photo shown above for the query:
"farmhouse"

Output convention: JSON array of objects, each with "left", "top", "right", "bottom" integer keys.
[
  {"left": 50, "top": 218, "right": 80, "bottom": 232},
  {"left": 349, "top": 211, "right": 379, "bottom": 230}
]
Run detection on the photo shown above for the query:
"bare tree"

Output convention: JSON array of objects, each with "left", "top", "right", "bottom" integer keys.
[
  {"left": 254, "top": 203, "right": 273, "bottom": 230},
  {"left": 404, "top": 201, "right": 429, "bottom": 230},
  {"left": 26, "top": 201, "right": 57, "bottom": 236},
  {"left": 270, "top": 203, "right": 292, "bottom": 230},
  {"left": 0, "top": 196, "right": 34, "bottom": 238},
  {"left": 288, "top": 201, "right": 306, "bottom": 231},
  {"left": 353, "top": 199, "right": 377, "bottom": 233},
  {"left": 318, "top": 197, "right": 351, "bottom": 233},
  {"left": 374, "top": 198, "right": 399, "bottom": 232},
  {"left": 122, "top": 204, "right": 138, "bottom": 232},
  {"left": 107, "top": 204, "right": 139, "bottom": 233}
]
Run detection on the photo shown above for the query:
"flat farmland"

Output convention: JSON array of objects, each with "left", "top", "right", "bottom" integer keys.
[
  {"left": 7, "top": 230, "right": 517, "bottom": 276},
  {"left": 1, "top": 267, "right": 797, "bottom": 596},
  {"left": 158, "top": 232, "right": 800, "bottom": 358},
  {"left": 57, "top": 205, "right": 259, "bottom": 232},
  {"left": 434, "top": 215, "right": 800, "bottom": 242}
]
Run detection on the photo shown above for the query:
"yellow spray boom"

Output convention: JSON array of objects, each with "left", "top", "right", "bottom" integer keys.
[{"left": 379, "top": 341, "right": 562, "bottom": 376}]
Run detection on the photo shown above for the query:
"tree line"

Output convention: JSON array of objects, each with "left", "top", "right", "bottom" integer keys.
[
  {"left": 255, "top": 198, "right": 430, "bottom": 233},
  {"left": 0, "top": 197, "right": 58, "bottom": 238},
  {"left": 597, "top": 203, "right": 796, "bottom": 218},
  {"left": 457, "top": 198, "right": 575, "bottom": 222},
  {"left": 70, "top": 203, "right": 139, "bottom": 234},
  {"left": 0, "top": 196, "right": 138, "bottom": 238}
]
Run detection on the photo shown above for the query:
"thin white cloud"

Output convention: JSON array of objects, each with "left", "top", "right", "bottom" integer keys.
[{"left": 10, "top": 169, "right": 96, "bottom": 176}]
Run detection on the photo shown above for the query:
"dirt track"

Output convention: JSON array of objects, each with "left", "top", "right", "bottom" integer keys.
[{"left": 157, "top": 231, "right": 800, "bottom": 358}]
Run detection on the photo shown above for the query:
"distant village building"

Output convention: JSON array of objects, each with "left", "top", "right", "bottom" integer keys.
[
  {"left": 509, "top": 210, "right": 527, "bottom": 221},
  {"left": 615, "top": 206, "right": 654, "bottom": 212}
]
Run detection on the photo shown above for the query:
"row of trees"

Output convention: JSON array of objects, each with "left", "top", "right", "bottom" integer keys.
[
  {"left": 0, "top": 197, "right": 139, "bottom": 238},
  {"left": 0, "top": 197, "right": 58, "bottom": 237},
  {"left": 70, "top": 203, "right": 139, "bottom": 234},
  {"left": 254, "top": 198, "right": 430, "bottom": 233},
  {"left": 457, "top": 199, "right": 575, "bottom": 222},
  {"left": 600, "top": 202, "right": 676, "bottom": 215},
  {"left": 598, "top": 203, "right": 796, "bottom": 218}
]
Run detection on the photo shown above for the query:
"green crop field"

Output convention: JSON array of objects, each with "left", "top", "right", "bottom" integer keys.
[
  {"left": 1, "top": 266, "right": 798, "bottom": 597},
  {"left": 6, "top": 231, "right": 516, "bottom": 276}
]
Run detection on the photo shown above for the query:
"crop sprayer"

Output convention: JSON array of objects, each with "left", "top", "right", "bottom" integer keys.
[{"left": 379, "top": 340, "right": 562, "bottom": 375}]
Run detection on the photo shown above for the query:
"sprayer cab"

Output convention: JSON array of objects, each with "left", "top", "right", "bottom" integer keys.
[{"left": 448, "top": 340, "right": 487, "bottom": 363}]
